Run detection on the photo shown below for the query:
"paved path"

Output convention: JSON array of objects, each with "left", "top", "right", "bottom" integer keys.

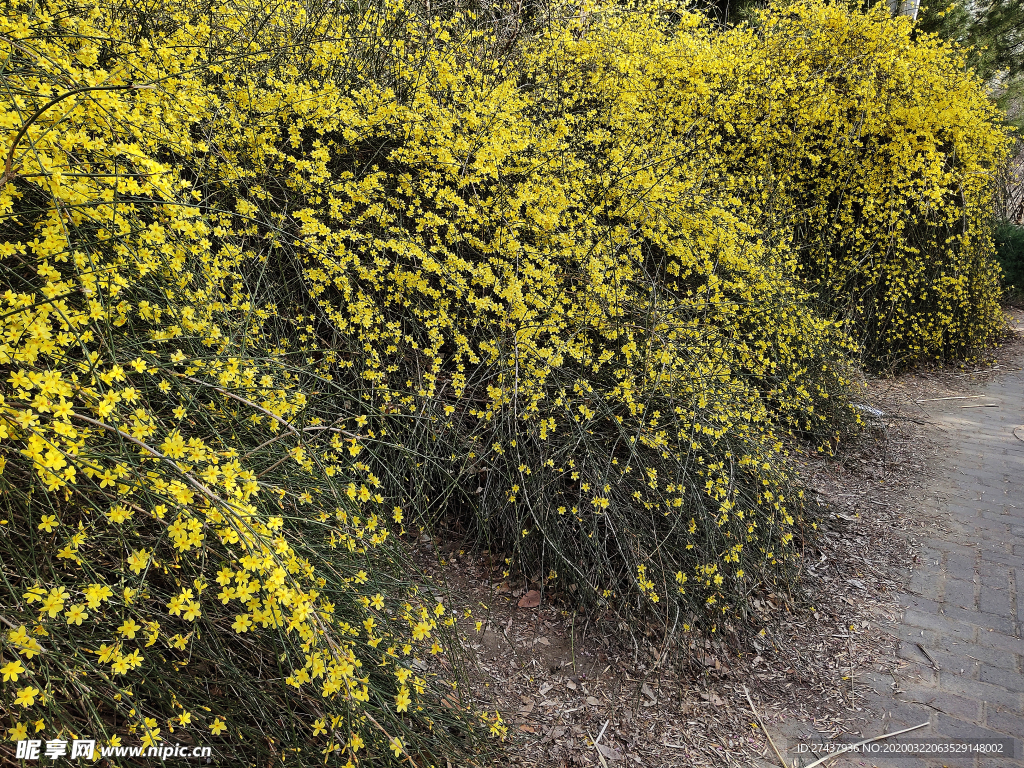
[{"left": 847, "top": 345, "right": 1024, "bottom": 767}]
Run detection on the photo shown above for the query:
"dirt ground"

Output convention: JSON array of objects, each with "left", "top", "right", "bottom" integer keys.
[{"left": 413, "top": 307, "right": 1024, "bottom": 768}]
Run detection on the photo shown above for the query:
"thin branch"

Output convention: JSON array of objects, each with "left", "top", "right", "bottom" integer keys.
[{"left": 743, "top": 685, "right": 788, "bottom": 768}]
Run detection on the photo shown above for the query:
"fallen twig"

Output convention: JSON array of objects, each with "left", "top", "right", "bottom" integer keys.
[
  {"left": 916, "top": 643, "right": 940, "bottom": 670},
  {"left": 743, "top": 685, "right": 788, "bottom": 768},
  {"left": 590, "top": 719, "right": 611, "bottom": 768}
]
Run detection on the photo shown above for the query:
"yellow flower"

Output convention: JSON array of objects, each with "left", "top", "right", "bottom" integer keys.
[
  {"left": 106, "top": 504, "right": 131, "bottom": 523},
  {"left": 65, "top": 604, "right": 88, "bottom": 626},
  {"left": 40, "top": 588, "right": 67, "bottom": 617},
  {"left": 161, "top": 429, "right": 186, "bottom": 458},
  {"left": 127, "top": 549, "right": 150, "bottom": 574},
  {"left": 182, "top": 601, "right": 202, "bottom": 622},
  {"left": 210, "top": 718, "right": 226, "bottom": 735},
  {"left": 124, "top": 650, "right": 144, "bottom": 669},
  {"left": 395, "top": 687, "right": 411, "bottom": 713},
  {"left": 37, "top": 515, "right": 58, "bottom": 533},
  {"left": 14, "top": 686, "right": 39, "bottom": 707},
  {"left": 389, "top": 737, "right": 404, "bottom": 757},
  {"left": 8, "top": 722, "right": 28, "bottom": 742},
  {"left": 231, "top": 614, "right": 252, "bottom": 633},
  {"left": 348, "top": 733, "right": 364, "bottom": 752},
  {"left": 489, "top": 718, "right": 506, "bottom": 738},
  {"left": 312, "top": 718, "right": 326, "bottom": 737},
  {"left": 140, "top": 724, "right": 161, "bottom": 749},
  {"left": 167, "top": 594, "right": 187, "bottom": 616},
  {"left": 84, "top": 583, "right": 113, "bottom": 608},
  {"left": 119, "top": 619, "right": 142, "bottom": 639},
  {"left": 1, "top": 660, "right": 26, "bottom": 682},
  {"left": 177, "top": 711, "right": 192, "bottom": 726}
]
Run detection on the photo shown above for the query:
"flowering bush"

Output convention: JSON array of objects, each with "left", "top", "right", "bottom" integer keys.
[
  {"left": 0, "top": 0, "right": 1007, "bottom": 764},
  {"left": 226, "top": 0, "right": 861, "bottom": 630},
  {"left": 723, "top": 1, "right": 1011, "bottom": 367}
]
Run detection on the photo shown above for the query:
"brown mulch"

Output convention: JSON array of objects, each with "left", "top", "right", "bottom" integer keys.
[{"left": 412, "top": 308, "right": 1024, "bottom": 768}]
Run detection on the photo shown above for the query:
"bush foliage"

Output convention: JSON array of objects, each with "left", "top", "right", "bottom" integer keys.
[
  {"left": 723, "top": 2, "right": 1010, "bottom": 367},
  {"left": 0, "top": 0, "right": 1008, "bottom": 765}
]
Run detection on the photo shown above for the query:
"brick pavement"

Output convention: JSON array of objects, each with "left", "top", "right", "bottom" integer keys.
[{"left": 839, "top": 336, "right": 1024, "bottom": 767}]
